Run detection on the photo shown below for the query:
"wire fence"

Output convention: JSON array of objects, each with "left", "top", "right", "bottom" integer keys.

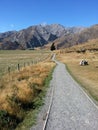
[{"left": 0, "top": 52, "right": 51, "bottom": 78}]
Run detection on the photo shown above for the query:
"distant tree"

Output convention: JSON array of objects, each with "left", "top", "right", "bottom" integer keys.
[{"left": 50, "top": 42, "right": 56, "bottom": 51}]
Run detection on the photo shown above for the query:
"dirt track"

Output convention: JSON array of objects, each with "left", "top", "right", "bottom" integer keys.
[
  {"left": 31, "top": 56, "right": 98, "bottom": 130},
  {"left": 45, "top": 57, "right": 98, "bottom": 130}
]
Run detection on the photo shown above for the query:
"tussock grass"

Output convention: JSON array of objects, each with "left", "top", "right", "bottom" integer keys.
[
  {"left": 0, "top": 55, "right": 55, "bottom": 130},
  {"left": 57, "top": 38, "right": 98, "bottom": 53}
]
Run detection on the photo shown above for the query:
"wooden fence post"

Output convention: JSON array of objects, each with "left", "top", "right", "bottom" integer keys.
[
  {"left": 17, "top": 64, "right": 20, "bottom": 71},
  {"left": 8, "top": 66, "right": 11, "bottom": 74}
]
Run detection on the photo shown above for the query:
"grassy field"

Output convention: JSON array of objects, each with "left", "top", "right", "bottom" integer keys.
[
  {"left": 0, "top": 50, "right": 55, "bottom": 130},
  {"left": 0, "top": 50, "right": 50, "bottom": 77},
  {"left": 57, "top": 50, "right": 98, "bottom": 103}
]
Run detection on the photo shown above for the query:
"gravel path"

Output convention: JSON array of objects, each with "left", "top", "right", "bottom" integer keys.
[
  {"left": 31, "top": 56, "right": 98, "bottom": 130},
  {"left": 46, "top": 59, "right": 98, "bottom": 130}
]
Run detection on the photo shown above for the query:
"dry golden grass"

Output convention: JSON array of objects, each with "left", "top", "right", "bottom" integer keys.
[
  {"left": 0, "top": 60, "right": 55, "bottom": 120},
  {"left": 74, "top": 38, "right": 98, "bottom": 50},
  {"left": 0, "top": 50, "right": 51, "bottom": 77},
  {"left": 57, "top": 51, "right": 98, "bottom": 101},
  {"left": 58, "top": 38, "right": 98, "bottom": 53}
]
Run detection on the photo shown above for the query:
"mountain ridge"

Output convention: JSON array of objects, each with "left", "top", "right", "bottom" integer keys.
[{"left": 0, "top": 24, "right": 98, "bottom": 50}]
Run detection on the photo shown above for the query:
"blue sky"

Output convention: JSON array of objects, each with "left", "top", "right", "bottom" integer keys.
[{"left": 0, "top": 0, "right": 98, "bottom": 32}]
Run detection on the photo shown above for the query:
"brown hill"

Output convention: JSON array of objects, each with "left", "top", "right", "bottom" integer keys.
[
  {"left": 61, "top": 38, "right": 98, "bottom": 53},
  {"left": 0, "top": 24, "right": 98, "bottom": 50},
  {"left": 49, "top": 24, "right": 98, "bottom": 49},
  {"left": 0, "top": 24, "right": 84, "bottom": 50}
]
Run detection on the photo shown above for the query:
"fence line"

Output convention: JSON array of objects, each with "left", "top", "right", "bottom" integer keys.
[{"left": 0, "top": 54, "right": 51, "bottom": 78}]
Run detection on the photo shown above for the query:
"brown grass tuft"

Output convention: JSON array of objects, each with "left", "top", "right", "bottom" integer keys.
[
  {"left": 0, "top": 59, "right": 55, "bottom": 127},
  {"left": 16, "top": 80, "right": 34, "bottom": 103}
]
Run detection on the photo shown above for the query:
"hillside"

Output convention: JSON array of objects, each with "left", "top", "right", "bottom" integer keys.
[
  {"left": 0, "top": 24, "right": 98, "bottom": 50},
  {"left": 0, "top": 24, "right": 84, "bottom": 50},
  {"left": 51, "top": 24, "right": 98, "bottom": 49},
  {"left": 63, "top": 38, "right": 98, "bottom": 53}
]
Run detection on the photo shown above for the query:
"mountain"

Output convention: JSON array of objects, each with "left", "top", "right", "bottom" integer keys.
[
  {"left": 0, "top": 24, "right": 85, "bottom": 50},
  {"left": 51, "top": 24, "right": 98, "bottom": 49},
  {"left": 0, "top": 24, "right": 98, "bottom": 50}
]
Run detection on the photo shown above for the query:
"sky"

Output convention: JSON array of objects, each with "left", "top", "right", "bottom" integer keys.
[{"left": 0, "top": 0, "right": 98, "bottom": 32}]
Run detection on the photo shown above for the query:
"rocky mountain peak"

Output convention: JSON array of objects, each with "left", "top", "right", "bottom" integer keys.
[{"left": 0, "top": 23, "right": 98, "bottom": 50}]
